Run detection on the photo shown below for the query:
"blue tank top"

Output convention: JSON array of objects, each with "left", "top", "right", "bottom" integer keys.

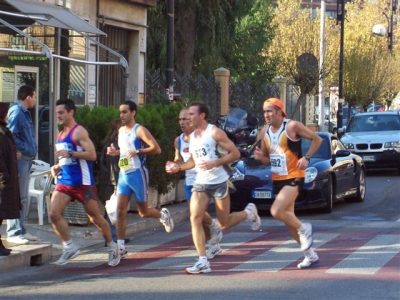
[{"left": 56, "top": 124, "right": 95, "bottom": 186}]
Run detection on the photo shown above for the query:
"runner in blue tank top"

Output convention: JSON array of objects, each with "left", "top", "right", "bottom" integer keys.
[
  {"left": 49, "top": 98, "right": 118, "bottom": 266},
  {"left": 106, "top": 100, "right": 175, "bottom": 267}
]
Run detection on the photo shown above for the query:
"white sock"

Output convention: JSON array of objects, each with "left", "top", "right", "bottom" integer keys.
[
  {"left": 199, "top": 256, "right": 208, "bottom": 262},
  {"left": 304, "top": 247, "right": 316, "bottom": 257},
  {"left": 63, "top": 239, "right": 74, "bottom": 248},
  {"left": 117, "top": 239, "right": 125, "bottom": 249},
  {"left": 298, "top": 223, "right": 306, "bottom": 232},
  {"left": 107, "top": 241, "right": 117, "bottom": 250},
  {"left": 160, "top": 211, "right": 167, "bottom": 221}
]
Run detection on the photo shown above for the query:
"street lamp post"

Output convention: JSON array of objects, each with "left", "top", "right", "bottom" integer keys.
[
  {"left": 372, "top": 0, "right": 398, "bottom": 52},
  {"left": 337, "top": 0, "right": 345, "bottom": 132}
]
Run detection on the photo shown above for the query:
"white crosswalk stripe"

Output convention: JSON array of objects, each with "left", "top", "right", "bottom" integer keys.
[
  {"left": 139, "top": 232, "right": 265, "bottom": 270},
  {"left": 326, "top": 234, "right": 400, "bottom": 275},
  {"left": 231, "top": 233, "right": 338, "bottom": 272}
]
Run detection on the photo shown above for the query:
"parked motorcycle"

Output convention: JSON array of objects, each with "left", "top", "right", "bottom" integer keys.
[{"left": 217, "top": 107, "right": 259, "bottom": 148}]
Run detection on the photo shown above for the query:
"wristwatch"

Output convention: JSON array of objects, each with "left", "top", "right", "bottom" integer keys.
[
  {"left": 304, "top": 154, "right": 311, "bottom": 162},
  {"left": 68, "top": 150, "right": 73, "bottom": 158},
  {"left": 135, "top": 149, "right": 140, "bottom": 155}
]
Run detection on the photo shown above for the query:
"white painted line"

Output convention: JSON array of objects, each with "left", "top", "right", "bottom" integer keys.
[
  {"left": 326, "top": 234, "right": 400, "bottom": 275},
  {"left": 231, "top": 233, "right": 339, "bottom": 272}
]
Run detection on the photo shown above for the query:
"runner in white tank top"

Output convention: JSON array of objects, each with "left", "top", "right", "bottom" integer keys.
[
  {"left": 165, "top": 101, "right": 261, "bottom": 275},
  {"left": 170, "top": 108, "right": 223, "bottom": 260}
]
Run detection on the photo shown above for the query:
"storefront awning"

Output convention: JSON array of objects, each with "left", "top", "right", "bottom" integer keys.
[{"left": 2, "top": 0, "right": 105, "bottom": 36}]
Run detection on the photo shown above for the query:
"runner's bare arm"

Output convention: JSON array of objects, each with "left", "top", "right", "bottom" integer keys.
[
  {"left": 254, "top": 126, "right": 270, "bottom": 165},
  {"left": 288, "top": 121, "right": 322, "bottom": 158},
  {"left": 173, "top": 136, "right": 181, "bottom": 163},
  {"left": 135, "top": 125, "right": 161, "bottom": 156},
  {"left": 209, "top": 126, "right": 240, "bottom": 167},
  {"left": 71, "top": 126, "right": 97, "bottom": 161}
]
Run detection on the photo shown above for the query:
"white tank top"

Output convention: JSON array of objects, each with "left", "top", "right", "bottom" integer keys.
[
  {"left": 189, "top": 124, "right": 230, "bottom": 184},
  {"left": 179, "top": 133, "right": 196, "bottom": 186},
  {"left": 118, "top": 124, "right": 141, "bottom": 174}
]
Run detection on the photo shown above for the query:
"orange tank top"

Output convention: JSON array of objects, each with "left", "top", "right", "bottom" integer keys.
[{"left": 263, "top": 120, "right": 305, "bottom": 181}]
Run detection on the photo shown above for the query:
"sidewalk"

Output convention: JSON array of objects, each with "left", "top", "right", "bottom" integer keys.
[{"left": 0, "top": 200, "right": 190, "bottom": 273}]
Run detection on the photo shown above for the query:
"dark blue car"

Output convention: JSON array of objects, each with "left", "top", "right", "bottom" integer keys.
[{"left": 230, "top": 132, "right": 366, "bottom": 213}]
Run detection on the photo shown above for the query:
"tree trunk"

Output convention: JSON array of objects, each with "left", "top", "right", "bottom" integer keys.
[{"left": 175, "top": 4, "right": 197, "bottom": 76}]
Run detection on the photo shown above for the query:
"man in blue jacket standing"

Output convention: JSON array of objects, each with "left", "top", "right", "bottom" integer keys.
[{"left": 7, "top": 85, "right": 38, "bottom": 245}]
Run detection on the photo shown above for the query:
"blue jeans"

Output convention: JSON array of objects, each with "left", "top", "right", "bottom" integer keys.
[{"left": 7, "top": 159, "right": 33, "bottom": 237}]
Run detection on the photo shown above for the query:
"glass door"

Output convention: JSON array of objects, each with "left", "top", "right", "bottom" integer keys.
[{"left": 14, "top": 66, "right": 44, "bottom": 161}]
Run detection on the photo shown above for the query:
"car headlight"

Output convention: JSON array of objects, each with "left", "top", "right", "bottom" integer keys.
[
  {"left": 384, "top": 141, "right": 400, "bottom": 148},
  {"left": 230, "top": 167, "right": 245, "bottom": 182},
  {"left": 343, "top": 143, "right": 354, "bottom": 149},
  {"left": 304, "top": 167, "right": 318, "bottom": 183}
]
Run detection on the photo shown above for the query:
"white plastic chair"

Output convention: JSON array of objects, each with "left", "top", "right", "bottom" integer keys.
[{"left": 27, "top": 160, "right": 52, "bottom": 225}]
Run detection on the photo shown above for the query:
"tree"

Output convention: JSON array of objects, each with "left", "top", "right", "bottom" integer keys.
[{"left": 147, "top": 0, "right": 276, "bottom": 80}]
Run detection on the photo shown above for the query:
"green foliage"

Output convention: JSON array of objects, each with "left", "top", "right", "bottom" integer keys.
[
  {"left": 147, "top": 0, "right": 276, "bottom": 80},
  {"left": 136, "top": 103, "right": 183, "bottom": 194}
]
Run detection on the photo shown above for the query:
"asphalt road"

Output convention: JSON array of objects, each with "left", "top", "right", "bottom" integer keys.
[{"left": 0, "top": 171, "right": 399, "bottom": 300}]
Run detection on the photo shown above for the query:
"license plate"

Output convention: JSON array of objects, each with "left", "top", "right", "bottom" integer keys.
[
  {"left": 252, "top": 190, "right": 273, "bottom": 199},
  {"left": 362, "top": 155, "right": 376, "bottom": 162}
]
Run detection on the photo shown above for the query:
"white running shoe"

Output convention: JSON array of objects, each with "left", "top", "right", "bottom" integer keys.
[
  {"left": 7, "top": 236, "right": 29, "bottom": 245},
  {"left": 23, "top": 232, "right": 38, "bottom": 241},
  {"left": 209, "top": 221, "right": 223, "bottom": 244},
  {"left": 206, "top": 243, "right": 222, "bottom": 259},
  {"left": 160, "top": 208, "right": 174, "bottom": 233},
  {"left": 297, "top": 252, "right": 319, "bottom": 269},
  {"left": 245, "top": 203, "right": 261, "bottom": 231},
  {"left": 298, "top": 223, "right": 313, "bottom": 251},
  {"left": 185, "top": 259, "right": 211, "bottom": 274},
  {"left": 54, "top": 245, "right": 81, "bottom": 265}
]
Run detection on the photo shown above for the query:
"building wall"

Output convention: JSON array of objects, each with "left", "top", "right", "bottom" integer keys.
[{"left": 41, "top": 0, "right": 150, "bottom": 106}]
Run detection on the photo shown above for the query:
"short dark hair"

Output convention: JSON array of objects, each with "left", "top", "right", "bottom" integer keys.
[
  {"left": 56, "top": 98, "right": 76, "bottom": 115},
  {"left": 120, "top": 100, "right": 137, "bottom": 113},
  {"left": 17, "top": 85, "right": 35, "bottom": 101},
  {"left": 189, "top": 101, "right": 210, "bottom": 120}
]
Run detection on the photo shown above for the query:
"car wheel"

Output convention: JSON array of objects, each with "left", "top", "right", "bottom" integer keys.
[
  {"left": 320, "top": 175, "right": 333, "bottom": 213},
  {"left": 347, "top": 168, "right": 366, "bottom": 202}
]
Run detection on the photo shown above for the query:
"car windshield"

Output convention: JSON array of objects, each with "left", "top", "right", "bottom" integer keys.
[
  {"left": 346, "top": 114, "right": 400, "bottom": 132},
  {"left": 302, "top": 136, "right": 330, "bottom": 159}
]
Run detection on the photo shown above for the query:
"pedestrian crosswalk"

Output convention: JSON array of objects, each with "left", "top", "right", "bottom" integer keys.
[
  {"left": 119, "top": 230, "right": 399, "bottom": 277},
  {"left": 64, "top": 229, "right": 400, "bottom": 278}
]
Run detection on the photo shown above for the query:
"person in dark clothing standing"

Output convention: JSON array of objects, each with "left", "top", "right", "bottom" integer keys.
[
  {"left": 0, "top": 103, "right": 21, "bottom": 256},
  {"left": 99, "top": 119, "right": 122, "bottom": 242}
]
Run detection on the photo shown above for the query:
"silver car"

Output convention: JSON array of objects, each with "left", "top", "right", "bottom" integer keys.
[{"left": 340, "top": 111, "right": 400, "bottom": 175}]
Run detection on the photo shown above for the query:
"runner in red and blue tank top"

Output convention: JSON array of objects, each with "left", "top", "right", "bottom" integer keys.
[{"left": 49, "top": 99, "right": 117, "bottom": 267}]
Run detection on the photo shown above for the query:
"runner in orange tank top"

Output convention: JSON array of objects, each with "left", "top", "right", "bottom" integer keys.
[{"left": 254, "top": 98, "right": 323, "bottom": 269}]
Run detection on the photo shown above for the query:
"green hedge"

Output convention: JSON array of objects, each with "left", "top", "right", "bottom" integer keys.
[{"left": 76, "top": 103, "right": 183, "bottom": 195}]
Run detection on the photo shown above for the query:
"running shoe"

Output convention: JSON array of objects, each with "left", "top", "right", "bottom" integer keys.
[
  {"left": 185, "top": 259, "right": 211, "bottom": 274},
  {"left": 245, "top": 203, "right": 261, "bottom": 231},
  {"left": 206, "top": 243, "right": 222, "bottom": 259},
  {"left": 297, "top": 252, "right": 319, "bottom": 269},
  {"left": 108, "top": 249, "right": 121, "bottom": 267},
  {"left": 298, "top": 223, "right": 313, "bottom": 251},
  {"left": 160, "top": 208, "right": 174, "bottom": 233},
  {"left": 209, "top": 221, "right": 223, "bottom": 244},
  {"left": 54, "top": 245, "right": 81, "bottom": 265},
  {"left": 23, "top": 232, "right": 38, "bottom": 241}
]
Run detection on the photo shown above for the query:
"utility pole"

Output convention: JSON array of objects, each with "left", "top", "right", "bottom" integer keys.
[
  {"left": 166, "top": 0, "right": 174, "bottom": 101},
  {"left": 337, "top": 0, "right": 345, "bottom": 133}
]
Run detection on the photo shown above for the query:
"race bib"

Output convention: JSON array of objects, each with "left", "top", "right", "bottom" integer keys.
[
  {"left": 270, "top": 153, "right": 288, "bottom": 176},
  {"left": 56, "top": 142, "right": 73, "bottom": 166},
  {"left": 118, "top": 155, "right": 138, "bottom": 173}
]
